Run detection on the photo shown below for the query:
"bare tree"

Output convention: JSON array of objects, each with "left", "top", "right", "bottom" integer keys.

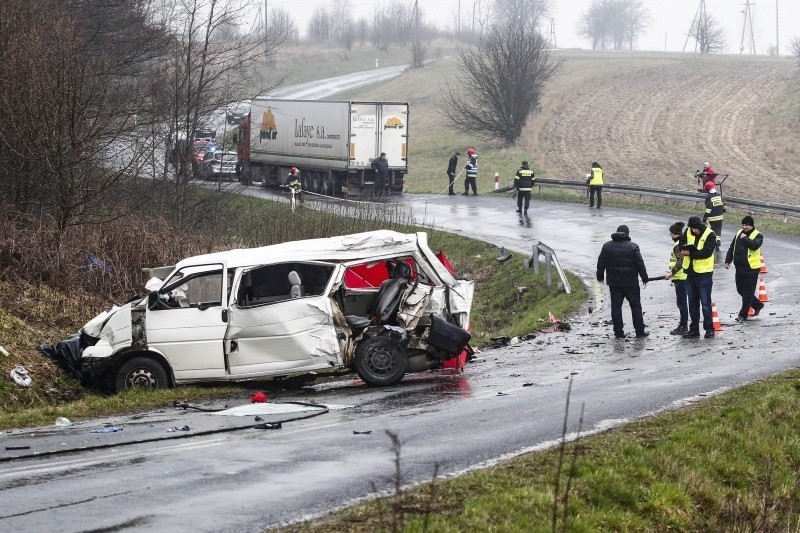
[
  {"left": 442, "top": 21, "right": 559, "bottom": 144},
  {"left": 493, "top": 0, "right": 554, "bottom": 30},
  {"left": 578, "top": 0, "right": 651, "bottom": 50},
  {"left": 0, "top": 0, "right": 169, "bottom": 234},
  {"left": 577, "top": 0, "right": 609, "bottom": 50},
  {"left": 330, "top": 0, "right": 356, "bottom": 50},
  {"left": 269, "top": 7, "right": 298, "bottom": 44},
  {"left": 623, "top": 0, "right": 651, "bottom": 50},
  {"left": 688, "top": 13, "right": 726, "bottom": 54},
  {"left": 789, "top": 37, "right": 800, "bottom": 62},
  {"left": 307, "top": 7, "right": 332, "bottom": 43},
  {"left": 355, "top": 18, "right": 369, "bottom": 47}
]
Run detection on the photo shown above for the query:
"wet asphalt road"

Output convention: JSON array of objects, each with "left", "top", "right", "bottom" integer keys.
[{"left": 1, "top": 191, "right": 798, "bottom": 532}]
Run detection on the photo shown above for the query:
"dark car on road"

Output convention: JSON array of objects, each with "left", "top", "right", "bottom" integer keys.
[{"left": 226, "top": 102, "right": 249, "bottom": 125}]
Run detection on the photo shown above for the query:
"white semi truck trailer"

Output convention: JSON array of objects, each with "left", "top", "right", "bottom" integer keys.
[{"left": 236, "top": 99, "right": 409, "bottom": 196}]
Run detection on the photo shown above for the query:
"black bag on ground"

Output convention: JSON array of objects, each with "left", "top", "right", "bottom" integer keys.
[{"left": 427, "top": 315, "right": 471, "bottom": 356}]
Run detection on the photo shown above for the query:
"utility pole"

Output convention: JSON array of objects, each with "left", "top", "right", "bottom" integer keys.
[
  {"left": 548, "top": 18, "right": 557, "bottom": 48},
  {"left": 776, "top": 0, "right": 780, "bottom": 55},
  {"left": 740, "top": 0, "right": 756, "bottom": 54},
  {"left": 683, "top": 0, "right": 707, "bottom": 53},
  {"left": 458, "top": 0, "right": 461, "bottom": 38}
]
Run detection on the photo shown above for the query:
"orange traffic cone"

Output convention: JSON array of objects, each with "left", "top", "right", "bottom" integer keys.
[
  {"left": 711, "top": 302, "right": 723, "bottom": 332},
  {"left": 759, "top": 256, "right": 768, "bottom": 273},
  {"left": 757, "top": 278, "right": 770, "bottom": 302},
  {"left": 747, "top": 306, "right": 755, "bottom": 317}
]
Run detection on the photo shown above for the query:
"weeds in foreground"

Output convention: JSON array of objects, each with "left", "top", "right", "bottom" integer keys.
[{"left": 551, "top": 376, "right": 585, "bottom": 533}]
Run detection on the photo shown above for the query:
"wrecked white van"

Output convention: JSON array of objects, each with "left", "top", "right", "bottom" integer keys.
[{"left": 42, "top": 230, "right": 474, "bottom": 391}]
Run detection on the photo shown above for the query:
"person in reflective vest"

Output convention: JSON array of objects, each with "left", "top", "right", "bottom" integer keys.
[
  {"left": 702, "top": 180, "right": 725, "bottom": 249},
  {"left": 664, "top": 221, "right": 689, "bottom": 335},
  {"left": 724, "top": 215, "right": 764, "bottom": 322},
  {"left": 514, "top": 161, "right": 535, "bottom": 215},
  {"left": 587, "top": 162, "right": 604, "bottom": 208},
  {"left": 679, "top": 216, "right": 717, "bottom": 339},
  {"left": 462, "top": 148, "right": 478, "bottom": 195}
]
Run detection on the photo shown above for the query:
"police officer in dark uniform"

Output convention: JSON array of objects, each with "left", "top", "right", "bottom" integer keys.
[{"left": 446, "top": 151, "right": 460, "bottom": 195}]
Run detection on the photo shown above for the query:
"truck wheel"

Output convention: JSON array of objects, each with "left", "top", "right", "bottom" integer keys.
[
  {"left": 354, "top": 336, "right": 407, "bottom": 386},
  {"left": 114, "top": 356, "right": 170, "bottom": 392}
]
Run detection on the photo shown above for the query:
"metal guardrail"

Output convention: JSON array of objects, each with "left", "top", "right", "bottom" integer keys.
[
  {"left": 525, "top": 242, "right": 571, "bottom": 294},
  {"left": 495, "top": 179, "right": 800, "bottom": 222}
]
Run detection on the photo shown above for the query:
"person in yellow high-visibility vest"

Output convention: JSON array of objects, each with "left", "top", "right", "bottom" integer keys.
[
  {"left": 587, "top": 162, "right": 604, "bottom": 208},
  {"left": 664, "top": 221, "right": 689, "bottom": 335},
  {"left": 679, "top": 216, "right": 717, "bottom": 339},
  {"left": 724, "top": 215, "right": 764, "bottom": 322}
]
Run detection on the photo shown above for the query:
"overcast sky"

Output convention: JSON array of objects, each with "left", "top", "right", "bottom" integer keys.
[{"left": 278, "top": 0, "right": 799, "bottom": 54}]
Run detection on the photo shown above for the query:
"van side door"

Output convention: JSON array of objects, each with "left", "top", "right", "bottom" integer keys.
[
  {"left": 226, "top": 262, "right": 344, "bottom": 377},
  {"left": 145, "top": 263, "right": 229, "bottom": 382}
]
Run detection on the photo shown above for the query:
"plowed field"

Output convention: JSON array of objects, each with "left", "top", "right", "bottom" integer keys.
[{"left": 531, "top": 53, "right": 799, "bottom": 204}]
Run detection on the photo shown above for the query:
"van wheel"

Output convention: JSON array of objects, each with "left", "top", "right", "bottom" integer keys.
[
  {"left": 354, "top": 336, "right": 407, "bottom": 386},
  {"left": 114, "top": 356, "right": 170, "bottom": 392}
]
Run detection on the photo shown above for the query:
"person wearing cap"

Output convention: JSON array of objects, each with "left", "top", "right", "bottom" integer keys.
[
  {"left": 664, "top": 221, "right": 689, "bottom": 335},
  {"left": 724, "top": 215, "right": 764, "bottom": 322},
  {"left": 702, "top": 180, "right": 725, "bottom": 249},
  {"left": 679, "top": 216, "right": 717, "bottom": 338},
  {"left": 446, "top": 151, "right": 460, "bottom": 195},
  {"left": 463, "top": 148, "right": 478, "bottom": 195},
  {"left": 514, "top": 161, "right": 535, "bottom": 215},
  {"left": 596, "top": 224, "right": 650, "bottom": 339},
  {"left": 587, "top": 162, "right": 604, "bottom": 208},
  {"left": 371, "top": 152, "right": 389, "bottom": 196}
]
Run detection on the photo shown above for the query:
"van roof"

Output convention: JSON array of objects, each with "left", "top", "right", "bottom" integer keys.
[{"left": 174, "top": 230, "right": 427, "bottom": 270}]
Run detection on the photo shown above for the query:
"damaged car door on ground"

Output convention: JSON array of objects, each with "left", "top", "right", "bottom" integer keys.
[{"left": 41, "top": 231, "right": 475, "bottom": 392}]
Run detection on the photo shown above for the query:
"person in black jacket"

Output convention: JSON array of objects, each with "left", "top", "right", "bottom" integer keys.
[
  {"left": 513, "top": 161, "right": 535, "bottom": 215},
  {"left": 596, "top": 224, "right": 650, "bottom": 339},
  {"left": 371, "top": 152, "right": 389, "bottom": 196},
  {"left": 724, "top": 215, "right": 765, "bottom": 322},
  {"left": 446, "top": 151, "right": 459, "bottom": 195}
]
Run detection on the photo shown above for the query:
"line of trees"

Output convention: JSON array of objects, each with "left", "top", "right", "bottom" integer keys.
[
  {"left": 577, "top": 0, "right": 651, "bottom": 51},
  {"left": 306, "top": 0, "right": 437, "bottom": 52}
]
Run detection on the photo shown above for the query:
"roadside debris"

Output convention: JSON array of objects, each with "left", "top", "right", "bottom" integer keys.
[
  {"left": 489, "top": 333, "right": 537, "bottom": 348},
  {"left": 54, "top": 417, "right": 72, "bottom": 427},
  {"left": 0, "top": 345, "right": 9, "bottom": 357},
  {"left": 10, "top": 366, "right": 31, "bottom": 388},
  {"left": 166, "top": 426, "right": 190, "bottom": 432},
  {"left": 254, "top": 422, "right": 282, "bottom": 430},
  {"left": 250, "top": 392, "right": 268, "bottom": 403},
  {"left": 353, "top": 430, "right": 372, "bottom": 435},
  {"left": 90, "top": 426, "right": 123, "bottom": 433}
]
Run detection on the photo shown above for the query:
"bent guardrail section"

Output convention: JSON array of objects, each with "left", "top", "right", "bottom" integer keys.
[{"left": 526, "top": 242, "right": 571, "bottom": 294}]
